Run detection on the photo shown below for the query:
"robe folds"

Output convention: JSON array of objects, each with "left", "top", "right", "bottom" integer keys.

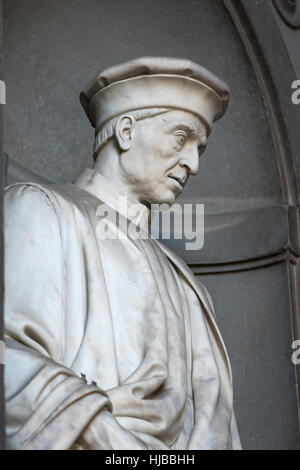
[{"left": 4, "top": 168, "right": 241, "bottom": 450}]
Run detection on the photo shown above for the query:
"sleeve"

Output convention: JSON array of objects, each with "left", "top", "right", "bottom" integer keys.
[{"left": 4, "top": 184, "right": 112, "bottom": 450}]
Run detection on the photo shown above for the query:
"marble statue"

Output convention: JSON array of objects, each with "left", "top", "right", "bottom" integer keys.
[{"left": 4, "top": 57, "right": 241, "bottom": 450}]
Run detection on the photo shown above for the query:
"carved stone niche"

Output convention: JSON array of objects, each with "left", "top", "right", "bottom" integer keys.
[{"left": 273, "top": 0, "right": 300, "bottom": 28}]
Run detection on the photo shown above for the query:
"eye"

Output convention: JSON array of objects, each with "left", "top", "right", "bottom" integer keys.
[{"left": 173, "top": 131, "right": 187, "bottom": 147}]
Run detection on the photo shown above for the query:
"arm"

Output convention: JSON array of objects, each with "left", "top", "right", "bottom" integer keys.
[{"left": 4, "top": 184, "right": 113, "bottom": 449}]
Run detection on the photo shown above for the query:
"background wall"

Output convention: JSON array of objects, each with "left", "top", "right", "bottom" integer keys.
[
  {"left": 3, "top": 0, "right": 300, "bottom": 449},
  {"left": 0, "top": 0, "right": 3, "bottom": 451}
]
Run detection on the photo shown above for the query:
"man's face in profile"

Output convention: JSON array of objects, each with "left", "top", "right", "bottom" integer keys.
[{"left": 119, "top": 110, "right": 208, "bottom": 205}]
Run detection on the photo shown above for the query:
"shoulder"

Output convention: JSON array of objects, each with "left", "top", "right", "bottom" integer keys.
[
  {"left": 5, "top": 182, "right": 59, "bottom": 212},
  {"left": 4, "top": 181, "right": 94, "bottom": 245},
  {"left": 4, "top": 181, "right": 83, "bottom": 220},
  {"left": 4, "top": 183, "right": 66, "bottom": 242}
]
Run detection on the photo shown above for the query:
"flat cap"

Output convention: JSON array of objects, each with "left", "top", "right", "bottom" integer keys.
[{"left": 80, "top": 57, "right": 230, "bottom": 134}]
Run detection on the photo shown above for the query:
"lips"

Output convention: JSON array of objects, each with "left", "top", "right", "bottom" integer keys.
[{"left": 168, "top": 175, "right": 186, "bottom": 188}]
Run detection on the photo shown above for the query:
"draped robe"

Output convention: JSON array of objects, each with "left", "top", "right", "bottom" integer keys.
[{"left": 4, "top": 168, "right": 241, "bottom": 450}]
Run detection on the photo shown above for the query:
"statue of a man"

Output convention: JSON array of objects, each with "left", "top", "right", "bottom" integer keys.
[{"left": 4, "top": 57, "right": 241, "bottom": 450}]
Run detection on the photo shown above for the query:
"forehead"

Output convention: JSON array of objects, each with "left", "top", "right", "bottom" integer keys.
[{"left": 157, "top": 109, "right": 207, "bottom": 137}]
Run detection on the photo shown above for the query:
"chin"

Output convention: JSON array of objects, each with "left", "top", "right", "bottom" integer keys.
[{"left": 149, "top": 190, "right": 176, "bottom": 206}]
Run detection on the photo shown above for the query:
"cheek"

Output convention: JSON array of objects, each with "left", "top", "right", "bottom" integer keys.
[
  {"left": 139, "top": 128, "right": 175, "bottom": 157},
  {"left": 152, "top": 138, "right": 179, "bottom": 171},
  {"left": 133, "top": 132, "right": 178, "bottom": 187},
  {"left": 157, "top": 135, "right": 177, "bottom": 155}
]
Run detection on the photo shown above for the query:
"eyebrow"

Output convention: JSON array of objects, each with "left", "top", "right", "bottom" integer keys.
[
  {"left": 166, "top": 120, "right": 206, "bottom": 141},
  {"left": 167, "top": 121, "right": 198, "bottom": 136}
]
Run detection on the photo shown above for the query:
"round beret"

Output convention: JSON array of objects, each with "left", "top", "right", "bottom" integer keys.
[{"left": 80, "top": 57, "right": 230, "bottom": 133}]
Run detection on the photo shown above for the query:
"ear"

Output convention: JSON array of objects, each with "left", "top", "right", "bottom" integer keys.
[{"left": 115, "top": 114, "right": 135, "bottom": 151}]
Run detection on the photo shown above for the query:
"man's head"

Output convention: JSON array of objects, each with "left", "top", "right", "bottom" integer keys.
[
  {"left": 93, "top": 108, "right": 207, "bottom": 204},
  {"left": 80, "top": 57, "right": 229, "bottom": 205}
]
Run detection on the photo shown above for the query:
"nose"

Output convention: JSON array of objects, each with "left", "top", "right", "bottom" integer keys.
[{"left": 178, "top": 144, "right": 200, "bottom": 176}]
